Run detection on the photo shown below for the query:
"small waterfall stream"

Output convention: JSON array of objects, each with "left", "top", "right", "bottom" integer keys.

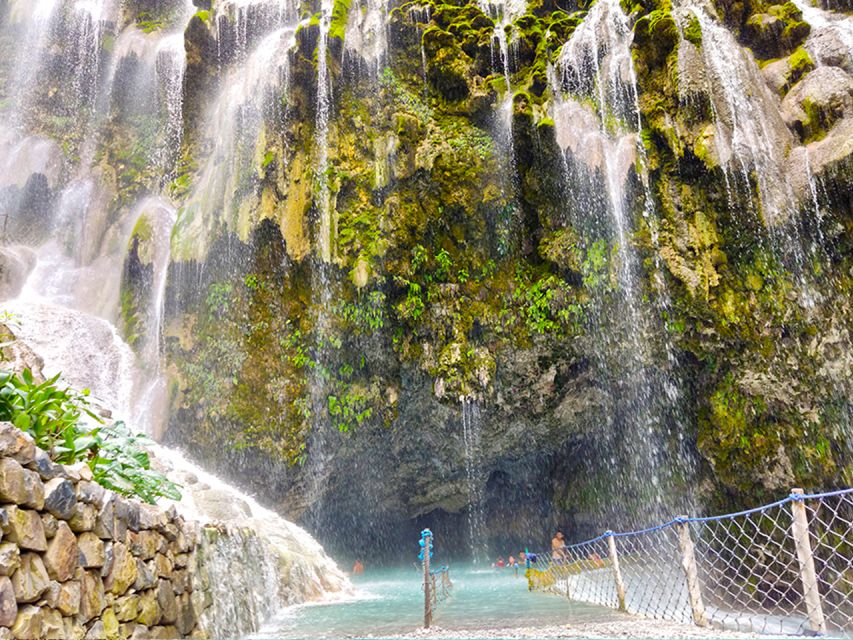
[
  {"left": 343, "top": 0, "right": 391, "bottom": 76},
  {"left": 461, "top": 396, "right": 487, "bottom": 563},
  {"left": 315, "top": 0, "right": 335, "bottom": 264}
]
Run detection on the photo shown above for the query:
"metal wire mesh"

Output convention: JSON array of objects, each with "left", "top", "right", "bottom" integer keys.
[{"left": 528, "top": 489, "right": 853, "bottom": 638}]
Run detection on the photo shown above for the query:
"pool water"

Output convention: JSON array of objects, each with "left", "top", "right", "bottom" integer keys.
[{"left": 252, "top": 565, "right": 621, "bottom": 639}]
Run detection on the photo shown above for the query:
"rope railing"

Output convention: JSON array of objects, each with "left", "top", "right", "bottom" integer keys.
[{"left": 527, "top": 488, "right": 853, "bottom": 637}]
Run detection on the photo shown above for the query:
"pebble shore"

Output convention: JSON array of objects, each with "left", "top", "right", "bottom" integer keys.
[{"left": 372, "top": 619, "right": 772, "bottom": 639}]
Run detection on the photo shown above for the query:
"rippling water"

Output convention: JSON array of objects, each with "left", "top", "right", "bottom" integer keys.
[{"left": 252, "top": 565, "right": 620, "bottom": 639}]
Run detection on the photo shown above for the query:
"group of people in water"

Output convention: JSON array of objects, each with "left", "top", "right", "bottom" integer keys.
[
  {"left": 492, "top": 530, "right": 603, "bottom": 570},
  {"left": 492, "top": 530, "right": 569, "bottom": 571}
]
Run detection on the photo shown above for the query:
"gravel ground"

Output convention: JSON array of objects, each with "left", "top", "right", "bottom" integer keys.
[{"left": 369, "top": 619, "right": 775, "bottom": 639}]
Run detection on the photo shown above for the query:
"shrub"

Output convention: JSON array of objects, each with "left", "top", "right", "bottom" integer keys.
[{"left": 0, "top": 369, "right": 180, "bottom": 504}]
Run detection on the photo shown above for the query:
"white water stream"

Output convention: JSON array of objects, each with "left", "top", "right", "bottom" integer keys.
[{"left": 0, "top": 3, "right": 350, "bottom": 635}]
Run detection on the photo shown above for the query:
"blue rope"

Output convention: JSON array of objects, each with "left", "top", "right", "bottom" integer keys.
[
  {"left": 685, "top": 496, "right": 793, "bottom": 523},
  {"left": 548, "top": 487, "right": 852, "bottom": 554},
  {"left": 798, "top": 487, "right": 853, "bottom": 500}
]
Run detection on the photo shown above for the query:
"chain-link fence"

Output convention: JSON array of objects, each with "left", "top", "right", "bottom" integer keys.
[{"left": 527, "top": 488, "right": 853, "bottom": 637}]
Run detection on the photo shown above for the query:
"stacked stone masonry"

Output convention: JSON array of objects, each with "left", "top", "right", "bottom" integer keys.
[{"left": 0, "top": 421, "right": 220, "bottom": 640}]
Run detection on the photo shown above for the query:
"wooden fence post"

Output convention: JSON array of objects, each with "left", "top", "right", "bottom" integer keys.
[
  {"left": 790, "top": 488, "right": 827, "bottom": 635},
  {"left": 423, "top": 531, "right": 432, "bottom": 629},
  {"left": 606, "top": 532, "right": 627, "bottom": 612},
  {"left": 676, "top": 517, "right": 708, "bottom": 627}
]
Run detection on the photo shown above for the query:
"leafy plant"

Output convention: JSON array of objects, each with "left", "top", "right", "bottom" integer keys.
[
  {"left": 0, "top": 369, "right": 180, "bottom": 504},
  {"left": 89, "top": 422, "right": 181, "bottom": 504}
]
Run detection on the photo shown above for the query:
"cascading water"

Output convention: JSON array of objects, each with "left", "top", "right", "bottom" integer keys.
[
  {"left": 550, "top": 0, "right": 694, "bottom": 519},
  {"left": 155, "top": 33, "right": 188, "bottom": 178},
  {"left": 461, "top": 396, "right": 488, "bottom": 563},
  {"left": 315, "top": 0, "right": 334, "bottom": 264},
  {"left": 791, "top": 0, "right": 853, "bottom": 65},
  {"left": 408, "top": 5, "right": 432, "bottom": 89},
  {"left": 478, "top": 0, "right": 526, "bottom": 123},
  {"left": 214, "top": 0, "right": 298, "bottom": 64},
  {"left": 476, "top": 0, "right": 526, "bottom": 253},
  {"left": 343, "top": 0, "right": 391, "bottom": 76},
  {"left": 173, "top": 25, "right": 295, "bottom": 258},
  {"left": 674, "top": 3, "right": 817, "bottom": 293},
  {"left": 0, "top": 2, "right": 349, "bottom": 634}
]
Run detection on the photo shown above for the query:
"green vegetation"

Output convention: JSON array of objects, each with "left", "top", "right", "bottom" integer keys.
[{"left": 0, "top": 370, "right": 180, "bottom": 504}]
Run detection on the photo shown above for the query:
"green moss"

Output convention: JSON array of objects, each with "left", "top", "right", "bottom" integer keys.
[
  {"left": 329, "top": 0, "right": 353, "bottom": 42},
  {"left": 682, "top": 15, "right": 702, "bottom": 46}
]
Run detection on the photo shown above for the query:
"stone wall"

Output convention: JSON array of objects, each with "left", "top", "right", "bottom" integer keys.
[{"left": 0, "top": 422, "right": 217, "bottom": 640}]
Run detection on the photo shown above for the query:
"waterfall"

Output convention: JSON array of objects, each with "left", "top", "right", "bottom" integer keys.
[
  {"left": 174, "top": 25, "right": 295, "bottom": 258},
  {"left": 551, "top": 0, "right": 694, "bottom": 518},
  {"left": 155, "top": 33, "right": 188, "bottom": 180},
  {"left": 477, "top": 0, "right": 526, "bottom": 252},
  {"left": 791, "top": 0, "right": 853, "bottom": 65},
  {"left": 316, "top": 0, "right": 334, "bottom": 263},
  {"left": 674, "top": 3, "right": 819, "bottom": 297},
  {"left": 409, "top": 5, "right": 432, "bottom": 90},
  {"left": 344, "top": 0, "right": 391, "bottom": 76},
  {"left": 478, "top": 0, "right": 526, "bottom": 115},
  {"left": 461, "top": 397, "right": 488, "bottom": 563},
  {"left": 214, "top": 0, "right": 298, "bottom": 64},
  {"left": 0, "top": 1, "right": 350, "bottom": 623}
]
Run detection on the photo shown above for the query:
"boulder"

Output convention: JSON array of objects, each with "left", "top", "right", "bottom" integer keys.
[
  {"left": 104, "top": 543, "right": 137, "bottom": 596},
  {"left": 76, "top": 481, "right": 106, "bottom": 506},
  {"left": 20, "top": 468, "right": 43, "bottom": 510},
  {"left": 2, "top": 507, "right": 46, "bottom": 551},
  {"left": 153, "top": 553, "right": 173, "bottom": 579},
  {"left": 62, "top": 619, "right": 86, "bottom": 640},
  {"left": 65, "top": 463, "right": 93, "bottom": 482},
  {"left": 128, "top": 530, "right": 163, "bottom": 560},
  {"left": 68, "top": 503, "right": 97, "bottom": 533},
  {"left": 40, "top": 513, "right": 58, "bottom": 539},
  {"left": 135, "top": 590, "right": 161, "bottom": 627},
  {"left": 806, "top": 28, "right": 853, "bottom": 75},
  {"left": 115, "top": 498, "right": 140, "bottom": 533},
  {"left": 174, "top": 593, "right": 196, "bottom": 636},
  {"left": 78, "top": 570, "right": 105, "bottom": 623},
  {"left": 44, "top": 522, "right": 78, "bottom": 581},
  {"left": 78, "top": 532, "right": 106, "bottom": 569},
  {"left": 148, "top": 625, "right": 179, "bottom": 639},
  {"left": 0, "top": 459, "right": 43, "bottom": 508},
  {"left": 43, "top": 478, "right": 77, "bottom": 520},
  {"left": 0, "top": 424, "right": 35, "bottom": 465},
  {"left": 133, "top": 559, "right": 156, "bottom": 591},
  {"left": 10, "top": 554, "right": 49, "bottom": 603},
  {"left": 10, "top": 605, "right": 42, "bottom": 640},
  {"left": 0, "top": 543, "right": 20, "bottom": 576},
  {"left": 128, "top": 625, "right": 150, "bottom": 640},
  {"left": 102, "top": 607, "right": 120, "bottom": 639},
  {"left": 94, "top": 496, "right": 118, "bottom": 540},
  {"left": 0, "top": 576, "right": 16, "bottom": 627},
  {"left": 40, "top": 608, "right": 63, "bottom": 640},
  {"left": 44, "top": 579, "right": 80, "bottom": 616},
  {"left": 28, "top": 448, "right": 66, "bottom": 482},
  {"left": 114, "top": 594, "right": 139, "bottom": 622},
  {"left": 156, "top": 580, "right": 177, "bottom": 625},
  {"left": 781, "top": 66, "right": 853, "bottom": 140}
]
